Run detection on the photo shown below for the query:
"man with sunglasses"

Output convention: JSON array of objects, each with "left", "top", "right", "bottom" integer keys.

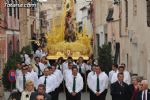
[{"left": 16, "top": 65, "right": 33, "bottom": 93}]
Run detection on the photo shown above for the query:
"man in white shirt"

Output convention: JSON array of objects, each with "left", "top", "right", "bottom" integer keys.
[
  {"left": 76, "top": 57, "right": 87, "bottom": 91},
  {"left": 51, "top": 65, "right": 63, "bottom": 100},
  {"left": 109, "top": 64, "right": 118, "bottom": 82},
  {"left": 88, "top": 65, "right": 108, "bottom": 100},
  {"left": 34, "top": 57, "right": 46, "bottom": 78},
  {"left": 35, "top": 46, "right": 43, "bottom": 58},
  {"left": 64, "top": 62, "right": 73, "bottom": 100},
  {"left": 62, "top": 57, "right": 75, "bottom": 73},
  {"left": 63, "top": 61, "right": 73, "bottom": 81},
  {"left": 136, "top": 80, "right": 150, "bottom": 100},
  {"left": 65, "top": 66, "right": 83, "bottom": 100},
  {"left": 38, "top": 67, "right": 57, "bottom": 97},
  {"left": 87, "top": 64, "right": 96, "bottom": 100},
  {"left": 28, "top": 64, "right": 38, "bottom": 89},
  {"left": 111, "top": 65, "right": 131, "bottom": 85},
  {"left": 15, "top": 63, "right": 22, "bottom": 78},
  {"left": 16, "top": 65, "right": 33, "bottom": 93}
]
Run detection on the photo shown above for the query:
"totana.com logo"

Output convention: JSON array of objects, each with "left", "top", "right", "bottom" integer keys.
[{"left": 5, "top": 0, "right": 48, "bottom": 8}]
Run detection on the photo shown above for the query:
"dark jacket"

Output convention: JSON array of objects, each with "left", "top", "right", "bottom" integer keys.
[
  {"left": 111, "top": 81, "right": 129, "bottom": 100},
  {"left": 136, "top": 89, "right": 150, "bottom": 100},
  {"left": 128, "top": 84, "right": 139, "bottom": 100},
  {"left": 30, "top": 91, "right": 51, "bottom": 100}
]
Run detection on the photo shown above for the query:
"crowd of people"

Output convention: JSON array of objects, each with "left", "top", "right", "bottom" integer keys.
[{"left": 8, "top": 46, "right": 150, "bottom": 100}]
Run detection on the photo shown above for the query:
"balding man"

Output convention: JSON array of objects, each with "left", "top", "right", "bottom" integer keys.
[{"left": 136, "top": 80, "right": 150, "bottom": 100}]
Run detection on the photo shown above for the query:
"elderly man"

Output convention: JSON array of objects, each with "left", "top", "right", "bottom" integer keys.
[{"left": 136, "top": 80, "right": 150, "bottom": 100}]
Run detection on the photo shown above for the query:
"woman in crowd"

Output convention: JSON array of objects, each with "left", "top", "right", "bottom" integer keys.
[
  {"left": 21, "top": 80, "right": 34, "bottom": 100},
  {"left": 128, "top": 76, "right": 140, "bottom": 100}
]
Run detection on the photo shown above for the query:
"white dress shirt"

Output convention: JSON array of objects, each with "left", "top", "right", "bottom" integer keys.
[
  {"left": 66, "top": 73, "right": 83, "bottom": 93},
  {"left": 62, "top": 61, "right": 76, "bottom": 72},
  {"left": 109, "top": 70, "right": 117, "bottom": 82},
  {"left": 86, "top": 64, "right": 92, "bottom": 71},
  {"left": 28, "top": 70, "right": 38, "bottom": 89},
  {"left": 102, "top": 72, "right": 109, "bottom": 89},
  {"left": 63, "top": 69, "right": 72, "bottom": 81},
  {"left": 77, "top": 63, "right": 86, "bottom": 74},
  {"left": 111, "top": 70, "right": 131, "bottom": 85},
  {"left": 87, "top": 71, "right": 95, "bottom": 89},
  {"left": 16, "top": 69, "right": 22, "bottom": 78},
  {"left": 89, "top": 72, "right": 108, "bottom": 94},
  {"left": 16, "top": 73, "right": 33, "bottom": 92},
  {"left": 34, "top": 62, "right": 46, "bottom": 76},
  {"left": 142, "top": 90, "right": 147, "bottom": 100},
  {"left": 38, "top": 75, "right": 58, "bottom": 93},
  {"left": 35, "top": 50, "right": 42, "bottom": 58},
  {"left": 53, "top": 69, "right": 63, "bottom": 86}
]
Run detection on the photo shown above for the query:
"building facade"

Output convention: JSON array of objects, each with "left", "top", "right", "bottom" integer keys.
[
  {"left": 0, "top": 0, "right": 7, "bottom": 75},
  {"left": 106, "top": 0, "right": 150, "bottom": 84}
]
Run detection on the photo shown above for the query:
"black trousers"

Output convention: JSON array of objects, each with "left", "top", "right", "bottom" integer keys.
[
  {"left": 68, "top": 92, "right": 81, "bottom": 100},
  {"left": 65, "top": 87, "right": 69, "bottom": 100},
  {"left": 48, "top": 90, "right": 56, "bottom": 100},
  {"left": 91, "top": 89, "right": 108, "bottom": 100},
  {"left": 80, "top": 73, "right": 86, "bottom": 92}
]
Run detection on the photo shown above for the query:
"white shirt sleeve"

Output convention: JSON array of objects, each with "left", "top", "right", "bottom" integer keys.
[
  {"left": 124, "top": 71, "right": 131, "bottom": 85},
  {"left": 66, "top": 75, "right": 73, "bottom": 93},
  {"left": 75, "top": 74, "right": 83, "bottom": 93},
  {"left": 16, "top": 76, "right": 23, "bottom": 92},
  {"left": 87, "top": 72, "right": 93, "bottom": 90},
  {"left": 111, "top": 73, "right": 118, "bottom": 84}
]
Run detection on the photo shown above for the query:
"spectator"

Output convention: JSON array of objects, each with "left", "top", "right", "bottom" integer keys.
[
  {"left": 136, "top": 80, "right": 150, "bottom": 100},
  {"left": 65, "top": 66, "right": 83, "bottom": 100},
  {"left": 30, "top": 84, "right": 51, "bottom": 100},
  {"left": 128, "top": 76, "right": 140, "bottom": 100},
  {"left": 21, "top": 80, "right": 34, "bottom": 100},
  {"left": 111, "top": 73, "right": 129, "bottom": 100}
]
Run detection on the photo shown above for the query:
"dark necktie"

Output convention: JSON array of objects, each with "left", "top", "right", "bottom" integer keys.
[
  {"left": 72, "top": 77, "right": 76, "bottom": 92},
  {"left": 58, "top": 64, "right": 61, "bottom": 70},
  {"left": 23, "top": 75, "right": 26, "bottom": 90},
  {"left": 96, "top": 75, "right": 100, "bottom": 92},
  {"left": 36, "top": 64, "right": 41, "bottom": 76},
  {"left": 79, "top": 65, "right": 82, "bottom": 73},
  {"left": 143, "top": 91, "right": 146, "bottom": 100},
  {"left": 44, "top": 76, "right": 47, "bottom": 86}
]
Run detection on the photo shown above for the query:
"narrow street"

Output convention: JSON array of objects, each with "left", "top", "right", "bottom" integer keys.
[{"left": 59, "top": 91, "right": 111, "bottom": 100}]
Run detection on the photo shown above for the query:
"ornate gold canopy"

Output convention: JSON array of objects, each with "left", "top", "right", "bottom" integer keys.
[{"left": 45, "top": 0, "right": 93, "bottom": 60}]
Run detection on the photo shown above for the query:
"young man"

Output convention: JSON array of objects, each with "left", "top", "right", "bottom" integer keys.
[
  {"left": 87, "top": 64, "right": 96, "bottom": 100},
  {"left": 111, "top": 65, "right": 131, "bottom": 85},
  {"left": 111, "top": 73, "right": 129, "bottom": 100},
  {"left": 88, "top": 65, "right": 108, "bottom": 100},
  {"left": 65, "top": 66, "right": 83, "bottom": 100}
]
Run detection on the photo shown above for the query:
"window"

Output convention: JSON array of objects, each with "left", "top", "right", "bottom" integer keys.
[
  {"left": 13, "top": 0, "right": 16, "bottom": 18},
  {"left": 16, "top": 0, "right": 19, "bottom": 19},
  {"left": 8, "top": 41, "right": 13, "bottom": 57},
  {"left": 147, "top": 0, "right": 150, "bottom": 27},
  {"left": 133, "top": 0, "right": 137, "bottom": 16},
  {"left": 9, "top": 0, "right": 12, "bottom": 16},
  {"left": 106, "top": 8, "right": 114, "bottom": 22},
  {"left": 125, "top": 0, "right": 128, "bottom": 27}
]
